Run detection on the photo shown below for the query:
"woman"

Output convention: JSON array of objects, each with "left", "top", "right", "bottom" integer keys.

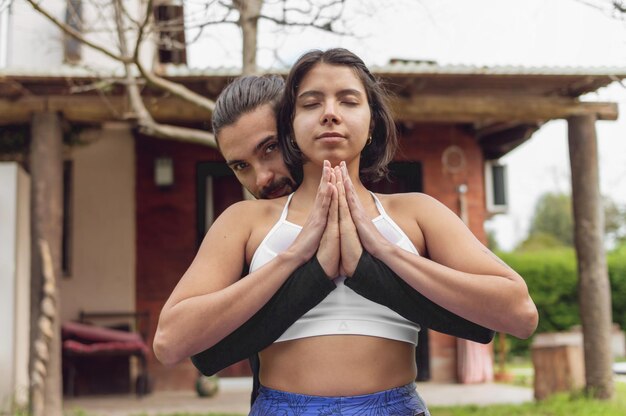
[{"left": 154, "top": 48, "right": 538, "bottom": 415}]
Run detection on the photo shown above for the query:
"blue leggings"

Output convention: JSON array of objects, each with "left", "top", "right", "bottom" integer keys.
[{"left": 249, "top": 382, "right": 430, "bottom": 416}]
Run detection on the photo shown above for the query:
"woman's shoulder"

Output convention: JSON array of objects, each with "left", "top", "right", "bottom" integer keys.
[
  {"left": 373, "top": 192, "right": 456, "bottom": 226},
  {"left": 374, "top": 192, "right": 442, "bottom": 211},
  {"left": 213, "top": 196, "right": 290, "bottom": 228}
]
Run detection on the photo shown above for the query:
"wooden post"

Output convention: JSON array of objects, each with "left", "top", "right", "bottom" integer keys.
[
  {"left": 567, "top": 115, "right": 614, "bottom": 399},
  {"left": 29, "top": 112, "right": 64, "bottom": 416}
]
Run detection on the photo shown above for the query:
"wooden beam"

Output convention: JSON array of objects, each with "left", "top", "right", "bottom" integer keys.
[
  {"left": 479, "top": 123, "right": 542, "bottom": 159},
  {"left": 391, "top": 95, "right": 618, "bottom": 123},
  {"left": 0, "top": 94, "right": 619, "bottom": 126},
  {"left": 0, "top": 95, "right": 211, "bottom": 125}
]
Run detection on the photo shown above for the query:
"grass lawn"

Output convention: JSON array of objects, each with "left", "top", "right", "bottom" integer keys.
[
  {"left": 118, "top": 382, "right": 626, "bottom": 416},
  {"left": 429, "top": 383, "right": 626, "bottom": 416}
]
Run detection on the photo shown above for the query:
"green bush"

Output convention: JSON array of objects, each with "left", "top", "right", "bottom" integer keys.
[
  {"left": 497, "top": 246, "right": 626, "bottom": 357},
  {"left": 608, "top": 244, "right": 626, "bottom": 333}
]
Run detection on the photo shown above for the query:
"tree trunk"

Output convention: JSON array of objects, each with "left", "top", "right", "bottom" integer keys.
[
  {"left": 29, "top": 112, "right": 64, "bottom": 416},
  {"left": 567, "top": 114, "right": 614, "bottom": 399},
  {"left": 236, "top": 0, "right": 262, "bottom": 75}
]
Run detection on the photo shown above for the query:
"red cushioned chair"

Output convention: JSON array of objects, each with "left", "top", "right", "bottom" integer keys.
[{"left": 62, "top": 312, "right": 152, "bottom": 397}]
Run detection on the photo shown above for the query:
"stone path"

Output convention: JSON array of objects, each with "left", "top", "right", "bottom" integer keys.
[{"left": 64, "top": 378, "right": 534, "bottom": 416}]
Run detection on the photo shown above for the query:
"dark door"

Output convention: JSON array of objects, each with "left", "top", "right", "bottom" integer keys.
[
  {"left": 196, "top": 162, "right": 252, "bottom": 376},
  {"left": 196, "top": 161, "right": 245, "bottom": 246}
]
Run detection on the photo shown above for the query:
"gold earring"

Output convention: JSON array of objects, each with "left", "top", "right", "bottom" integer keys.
[{"left": 366, "top": 135, "right": 372, "bottom": 146}]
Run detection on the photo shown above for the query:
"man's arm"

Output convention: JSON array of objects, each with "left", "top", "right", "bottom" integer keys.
[
  {"left": 345, "top": 250, "right": 495, "bottom": 343},
  {"left": 191, "top": 256, "right": 335, "bottom": 375},
  {"left": 192, "top": 250, "right": 493, "bottom": 378}
]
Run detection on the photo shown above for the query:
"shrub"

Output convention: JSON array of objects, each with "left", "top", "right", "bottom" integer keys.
[{"left": 497, "top": 247, "right": 626, "bottom": 357}]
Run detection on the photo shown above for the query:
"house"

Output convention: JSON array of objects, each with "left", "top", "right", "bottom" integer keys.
[{"left": 1, "top": 0, "right": 624, "bottom": 397}]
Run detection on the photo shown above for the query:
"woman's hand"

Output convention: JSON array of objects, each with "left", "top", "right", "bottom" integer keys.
[
  {"left": 340, "top": 162, "right": 391, "bottom": 258},
  {"left": 316, "top": 162, "right": 340, "bottom": 278},
  {"left": 335, "top": 164, "right": 363, "bottom": 276},
  {"left": 290, "top": 161, "right": 335, "bottom": 263}
]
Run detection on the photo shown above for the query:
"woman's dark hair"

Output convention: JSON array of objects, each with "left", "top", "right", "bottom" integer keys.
[
  {"left": 212, "top": 74, "right": 284, "bottom": 149},
  {"left": 277, "top": 48, "right": 397, "bottom": 183}
]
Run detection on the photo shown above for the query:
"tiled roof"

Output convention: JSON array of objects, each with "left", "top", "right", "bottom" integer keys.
[{"left": 2, "top": 62, "right": 626, "bottom": 78}]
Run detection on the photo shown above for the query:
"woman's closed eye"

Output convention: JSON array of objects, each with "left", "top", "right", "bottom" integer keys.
[{"left": 301, "top": 102, "right": 320, "bottom": 109}]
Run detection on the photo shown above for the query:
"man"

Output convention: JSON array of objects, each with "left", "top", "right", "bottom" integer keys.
[
  {"left": 212, "top": 75, "right": 296, "bottom": 199},
  {"left": 190, "top": 75, "right": 493, "bottom": 402}
]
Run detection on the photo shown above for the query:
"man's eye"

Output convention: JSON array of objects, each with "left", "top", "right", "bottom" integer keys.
[
  {"left": 232, "top": 163, "right": 248, "bottom": 172},
  {"left": 265, "top": 143, "right": 278, "bottom": 154}
]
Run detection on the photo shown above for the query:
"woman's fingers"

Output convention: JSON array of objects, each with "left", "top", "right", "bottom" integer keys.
[
  {"left": 315, "top": 160, "right": 334, "bottom": 213},
  {"left": 317, "top": 169, "right": 340, "bottom": 278},
  {"left": 292, "top": 161, "right": 334, "bottom": 261},
  {"left": 335, "top": 165, "right": 362, "bottom": 276},
  {"left": 340, "top": 161, "right": 389, "bottom": 258}
]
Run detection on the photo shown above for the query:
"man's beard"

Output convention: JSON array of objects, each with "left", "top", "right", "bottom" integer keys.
[{"left": 259, "top": 177, "right": 297, "bottom": 199}]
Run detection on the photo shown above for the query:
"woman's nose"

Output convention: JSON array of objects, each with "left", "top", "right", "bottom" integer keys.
[{"left": 320, "top": 102, "right": 341, "bottom": 125}]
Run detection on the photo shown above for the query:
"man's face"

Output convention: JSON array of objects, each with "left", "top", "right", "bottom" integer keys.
[{"left": 218, "top": 104, "right": 296, "bottom": 199}]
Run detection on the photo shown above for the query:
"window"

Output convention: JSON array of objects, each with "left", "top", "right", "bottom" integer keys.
[
  {"left": 154, "top": 1, "right": 187, "bottom": 65},
  {"left": 64, "top": 0, "right": 82, "bottom": 64},
  {"left": 485, "top": 160, "right": 508, "bottom": 214}
]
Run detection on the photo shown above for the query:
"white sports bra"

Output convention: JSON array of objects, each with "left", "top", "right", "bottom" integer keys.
[{"left": 249, "top": 192, "right": 421, "bottom": 345}]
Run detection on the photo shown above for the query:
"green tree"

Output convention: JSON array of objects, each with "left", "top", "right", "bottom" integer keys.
[
  {"left": 520, "top": 192, "right": 626, "bottom": 250},
  {"left": 528, "top": 193, "right": 574, "bottom": 246}
]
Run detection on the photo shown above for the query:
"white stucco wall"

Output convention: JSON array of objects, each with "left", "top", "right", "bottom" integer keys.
[
  {"left": 3, "top": 0, "right": 154, "bottom": 71},
  {"left": 60, "top": 124, "right": 136, "bottom": 323},
  {"left": 0, "top": 162, "right": 30, "bottom": 412}
]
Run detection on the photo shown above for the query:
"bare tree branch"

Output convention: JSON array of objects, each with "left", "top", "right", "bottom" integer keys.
[
  {"left": 25, "top": 0, "right": 130, "bottom": 63},
  {"left": 114, "top": 0, "right": 216, "bottom": 146},
  {"left": 576, "top": 0, "right": 626, "bottom": 18},
  {"left": 26, "top": 0, "right": 216, "bottom": 115},
  {"left": 134, "top": 0, "right": 216, "bottom": 113},
  {"left": 0, "top": 0, "right": 11, "bottom": 13}
]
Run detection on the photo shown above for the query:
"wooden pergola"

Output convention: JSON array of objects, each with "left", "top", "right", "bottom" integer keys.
[{"left": 1, "top": 62, "right": 624, "bottom": 396}]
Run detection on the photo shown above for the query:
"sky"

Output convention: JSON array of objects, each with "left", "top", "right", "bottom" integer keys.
[{"left": 188, "top": 0, "right": 626, "bottom": 250}]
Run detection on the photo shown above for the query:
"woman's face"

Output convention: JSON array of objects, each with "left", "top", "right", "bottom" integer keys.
[{"left": 293, "top": 63, "right": 372, "bottom": 168}]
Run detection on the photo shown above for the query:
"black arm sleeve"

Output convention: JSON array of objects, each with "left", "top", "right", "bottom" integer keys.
[
  {"left": 190, "top": 256, "right": 336, "bottom": 376},
  {"left": 344, "top": 250, "right": 495, "bottom": 344}
]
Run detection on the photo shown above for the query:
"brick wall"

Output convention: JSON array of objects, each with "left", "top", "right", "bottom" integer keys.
[
  {"left": 135, "top": 135, "right": 227, "bottom": 390},
  {"left": 397, "top": 123, "right": 490, "bottom": 382}
]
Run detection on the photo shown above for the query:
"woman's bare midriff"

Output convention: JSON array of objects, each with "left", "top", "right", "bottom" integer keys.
[{"left": 258, "top": 335, "right": 417, "bottom": 396}]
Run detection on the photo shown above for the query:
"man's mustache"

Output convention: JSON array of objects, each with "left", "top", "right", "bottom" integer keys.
[{"left": 260, "top": 177, "right": 297, "bottom": 199}]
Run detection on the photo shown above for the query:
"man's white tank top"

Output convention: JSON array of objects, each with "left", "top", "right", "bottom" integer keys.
[{"left": 249, "top": 192, "right": 421, "bottom": 345}]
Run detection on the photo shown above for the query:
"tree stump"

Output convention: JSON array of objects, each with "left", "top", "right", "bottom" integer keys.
[{"left": 532, "top": 334, "right": 585, "bottom": 400}]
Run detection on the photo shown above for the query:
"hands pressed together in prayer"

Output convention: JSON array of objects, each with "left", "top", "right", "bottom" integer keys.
[{"left": 294, "top": 160, "right": 390, "bottom": 280}]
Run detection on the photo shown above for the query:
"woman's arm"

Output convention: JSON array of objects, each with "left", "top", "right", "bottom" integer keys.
[
  {"left": 332, "top": 164, "right": 493, "bottom": 342},
  {"left": 191, "top": 257, "right": 335, "bottom": 375},
  {"left": 345, "top": 251, "right": 494, "bottom": 343},
  {"left": 342, "top": 171, "right": 538, "bottom": 339},
  {"left": 154, "top": 166, "right": 336, "bottom": 366},
  {"left": 190, "top": 161, "right": 342, "bottom": 374}
]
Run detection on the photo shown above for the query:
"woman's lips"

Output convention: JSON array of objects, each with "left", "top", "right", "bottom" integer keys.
[{"left": 316, "top": 132, "right": 346, "bottom": 143}]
